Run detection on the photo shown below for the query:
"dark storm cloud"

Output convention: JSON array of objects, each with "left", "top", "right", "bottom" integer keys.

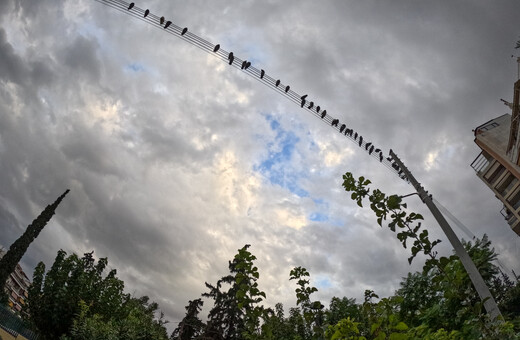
[
  {"left": 1, "top": 0, "right": 520, "bottom": 332},
  {"left": 0, "top": 28, "right": 28, "bottom": 85},
  {"left": 61, "top": 35, "right": 102, "bottom": 82}
]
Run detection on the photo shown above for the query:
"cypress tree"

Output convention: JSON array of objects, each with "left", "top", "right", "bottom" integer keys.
[{"left": 0, "top": 189, "right": 70, "bottom": 304}]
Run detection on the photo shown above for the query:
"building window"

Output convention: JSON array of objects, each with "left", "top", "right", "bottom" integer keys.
[
  {"left": 488, "top": 165, "right": 506, "bottom": 186},
  {"left": 478, "top": 122, "right": 499, "bottom": 132},
  {"left": 510, "top": 190, "right": 520, "bottom": 211},
  {"left": 505, "top": 178, "right": 519, "bottom": 196},
  {"left": 496, "top": 173, "right": 514, "bottom": 194},
  {"left": 499, "top": 175, "right": 517, "bottom": 196}
]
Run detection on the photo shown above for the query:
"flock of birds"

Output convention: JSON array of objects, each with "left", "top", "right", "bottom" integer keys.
[{"left": 98, "top": 0, "right": 409, "bottom": 182}]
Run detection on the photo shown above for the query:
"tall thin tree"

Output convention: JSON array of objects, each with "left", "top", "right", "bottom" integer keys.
[{"left": 0, "top": 189, "right": 69, "bottom": 303}]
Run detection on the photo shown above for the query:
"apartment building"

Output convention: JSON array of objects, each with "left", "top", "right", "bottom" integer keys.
[
  {"left": 0, "top": 249, "right": 31, "bottom": 313},
  {"left": 471, "top": 80, "right": 520, "bottom": 236}
]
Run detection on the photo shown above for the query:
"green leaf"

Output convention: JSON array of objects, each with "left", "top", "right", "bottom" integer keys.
[
  {"left": 387, "top": 195, "right": 401, "bottom": 210},
  {"left": 389, "top": 333, "right": 408, "bottom": 340},
  {"left": 393, "top": 322, "right": 408, "bottom": 331}
]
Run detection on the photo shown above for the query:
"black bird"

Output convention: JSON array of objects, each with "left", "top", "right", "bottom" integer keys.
[
  {"left": 128, "top": 2, "right": 134, "bottom": 10},
  {"left": 354, "top": 132, "right": 358, "bottom": 140},
  {"left": 285, "top": 85, "right": 290, "bottom": 93},
  {"left": 316, "top": 106, "right": 320, "bottom": 112},
  {"left": 321, "top": 110, "right": 327, "bottom": 119},
  {"left": 359, "top": 136, "right": 363, "bottom": 147},
  {"left": 275, "top": 80, "right": 280, "bottom": 87},
  {"left": 228, "top": 52, "right": 234, "bottom": 65},
  {"left": 164, "top": 21, "right": 172, "bottom": 29},
  {"left": 144, "top": 9, "right": 149, "bottom": 17},
  {"left": 386, "top": 156, "right": 392, "bottom": 162},
  {"left": 245, "top": 61, "right": 251, "bottom": 69},
  {"left": 181, "top": 27, "right": 188, "bottom": 35},
  {"left": 241, "top": 61, "right": 247, "bottom": 69},
  {"left": 369, "top": 146, "right": 374, "bottom": 155},
  {"left": 379, "top": 153, "right": 383, "bottom": 162},
  {"left": 339, "top": 124, "right": 346, "bottom": 133},
  {"left": 301, "top": 94, "right": 308, "bottom": 100},
  {"left": 260, "top": 69, "right": 265, "bottom": 79},
  {"left": 301, "top": 99, "right": 306, "bottom": 108},
  {"left": 331, "top": 119, "right": 339, "bottom": 127},
  {"left": 375, "top": 148, "right": 381, "bottom": 153},
  {"left": 345, "top": 129, "right": 352, "bottom": 136},
  {"left": 160, "top": 16, "right": 165, "bottom": 25},
  {"left": 308, "top": 102, "right": 314, "bottom": 109},
  {"left": 365, "top": 142, "right": 372, "bottom": 150},
  {"left": 213, "top": 44, "right": 220, "bottom": 52}
]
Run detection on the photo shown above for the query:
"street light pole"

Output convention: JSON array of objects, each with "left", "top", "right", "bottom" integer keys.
[{"left": 390, "top": 150, "right": 502, "bottom": 321}]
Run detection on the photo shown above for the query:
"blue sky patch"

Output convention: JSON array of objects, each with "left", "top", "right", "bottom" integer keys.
[
  {"left": 309, "top": 212, "right": 328, "bottom": 222},
  {"left": 254, "top": 114, "right": 309, "bottom": 197},
  {"left": 315, "top": 276, "right": 332, "bottom": 289},
  {"left": 125, "top": 63, "right": 145, "bottom": 72}
]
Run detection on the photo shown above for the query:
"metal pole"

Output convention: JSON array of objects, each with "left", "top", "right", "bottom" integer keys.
[{"left": 390, "top": 150, "right": 502, "bottom": 321}]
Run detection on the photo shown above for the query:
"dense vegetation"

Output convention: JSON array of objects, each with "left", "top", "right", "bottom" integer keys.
[
  {"left": 23, "top": 250, "right": 169, "bottom": 340},
  {"left": 168, "top": 172, "right": 520, "bottom": 340},
  {"left": 5, "top": 172, "right": 520, "bottom": 339}
]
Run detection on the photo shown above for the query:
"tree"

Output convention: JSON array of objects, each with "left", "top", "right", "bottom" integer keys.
[
  {"left": 0, "top": 189, "right": 69, "bottom": 304},
  {"left": 341, "top": 171, "right": 519, "bottom": 339},
  {"left": 170, "top": 298, "right": 205, "bottom": 340},
  {"left": 326, "top": 297, "right": 361, "bottom": 329},
  {"left": 24, "top": 249, "right": 168, "bottom": 340},
  {"left": 289, "top": 266, "right": 325, "bottom": 339},
  {"left": 202, "top": 245, "right": 267, "bottom": 340}
]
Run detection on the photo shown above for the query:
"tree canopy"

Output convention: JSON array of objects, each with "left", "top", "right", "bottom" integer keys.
[
  {"left": 13, "top": 171, "right": 520, "bottom": 340},
  {"left": 23, "top": 250, "right": 168, "bottom": 340}
]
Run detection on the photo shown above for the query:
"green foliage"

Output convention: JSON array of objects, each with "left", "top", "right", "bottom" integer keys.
[
  {"left": 24, "top": 250, "right": 168, "bottom": 340},
  {"left": 359, "top": 293, "right": 409, "bottom": 340},
  {"left": 342, "top": 173, "right": 440, "bottom": 267},
  {"left": 170, "top": 299, "right": 205, "bottom": 340},
  {"left": 325, "top": 317, "right": 366, "bottom": 340},
  {"left": 327, "top": 297, "right": 361, "bottom": 328},
  {"left": 201, "top": 245, "right": 268, "bottom": 340},
  {"left": 177, "top": 181, "right": 520, "bottom": 339},
  {"left": 290, "top": 266, "right": 325, "bottom": 339}
]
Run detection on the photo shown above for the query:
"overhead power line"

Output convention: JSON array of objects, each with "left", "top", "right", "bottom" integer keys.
[{"left": 94, "top": 0, "right": 409, "bottom": 182}]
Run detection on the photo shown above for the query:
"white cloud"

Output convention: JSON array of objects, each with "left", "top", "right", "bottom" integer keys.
[{"left": 1, "top": 0, "right": 520, "bottom": 333}]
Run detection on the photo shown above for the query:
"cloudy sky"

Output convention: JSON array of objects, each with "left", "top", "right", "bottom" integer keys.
[{"left": 1, "top": 0, "right": 520, "bottom": 329}]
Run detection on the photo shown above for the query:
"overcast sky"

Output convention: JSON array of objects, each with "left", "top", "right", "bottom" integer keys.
[{"left": 1, "top": 0, "right": 520, "bottom": 329}]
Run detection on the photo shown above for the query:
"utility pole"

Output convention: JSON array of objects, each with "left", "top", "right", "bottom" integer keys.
[{"left": 390, "top": 150, "right": 502, "bottom": 321}]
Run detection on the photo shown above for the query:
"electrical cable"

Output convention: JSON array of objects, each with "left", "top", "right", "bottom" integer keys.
[{"left": 93, "top": 0, "right": 409, "bottom": 182}]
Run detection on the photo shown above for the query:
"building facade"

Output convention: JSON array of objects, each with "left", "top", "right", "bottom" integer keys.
[
  {"left": 0, "top": 249, "right": 31, "bottom": 314},
  {"left": 471, "top": 80, "right": 520, "bottom": 236}
]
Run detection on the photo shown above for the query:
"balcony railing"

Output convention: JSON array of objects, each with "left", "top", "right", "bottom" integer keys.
[{"left": 471, "top": 151, "right": 490, "bottom": 174}]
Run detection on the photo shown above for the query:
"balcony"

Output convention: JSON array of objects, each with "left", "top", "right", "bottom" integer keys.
[{"left": 471, "top": 152, "right": 490, "bottom": 175}]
